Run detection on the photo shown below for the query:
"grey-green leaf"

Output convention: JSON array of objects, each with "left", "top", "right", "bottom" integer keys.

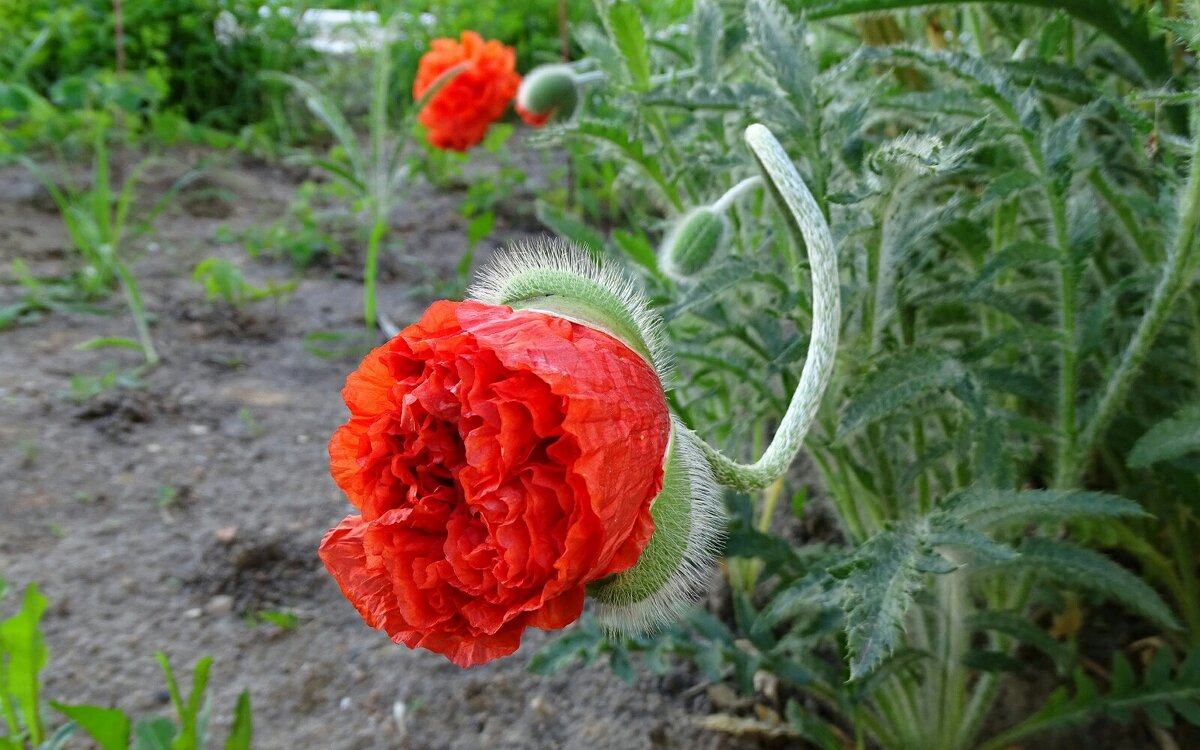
[
  {"left": 693, "top": 0, "right": 723, "bottom": 77},
  {"left": 1128, "top": 403, "right": 1200, "bottom": 468},
  {"left": 837, "top": 350, "right": 967, "bottom": 438},
  {"left": 943, "top": 488, "right": 1147, "bottom": 530},
  {"left": 604, "top": 1, "right": 652, "bottom": 90},
  {"left": 1000, "top": 539, "right": 1178, "bottom": 630},
  {"left": 535, "top": 200, "right": 607, "bottom": 258}
]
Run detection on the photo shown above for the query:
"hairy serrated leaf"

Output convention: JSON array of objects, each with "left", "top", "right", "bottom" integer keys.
[
  {"left": 604, "top": 1, "right": 652, "bottom": 90},
  {"left": 837, "top": 350, "right": 967, "bottom": 438},
  {"left": 998, "top": 538, "right": 1177, "bottom": 629},
  {"left": 1128, "top": 403, "right": 1200, "bottom": 468},
  {"left": 942, "top": 488, "right": 1146, "bottom": 530},
  {"left": 746, "top": 0, "right": 815, "bottom": 113}
]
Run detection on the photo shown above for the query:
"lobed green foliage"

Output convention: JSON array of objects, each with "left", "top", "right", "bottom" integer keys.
[{"left": 529, "top": 0, "right": 1200, "bottom": 746}]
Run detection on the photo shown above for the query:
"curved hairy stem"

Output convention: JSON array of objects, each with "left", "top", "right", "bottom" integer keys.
[
  {"left": 694, "top": 124, "right": 841, "bottom": 490},
  {"left": 711, "top": 176, "right": 763, "bottom": 214}
]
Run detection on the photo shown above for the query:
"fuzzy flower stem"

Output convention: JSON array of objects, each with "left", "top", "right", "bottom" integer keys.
[
  {"left": 571, "top": 69, "right": 607, "bottom": 85},
  {"left": 1071, "top": 108, "right": 1200, "bottom": 483},
  {"left": 711, "top": 176, "right": 763, "bottom": 214},
  {"left": 694, "top": 124, "right": 841, "bottom": 490},
  {"left": 564, "top": 67, "right": 697, "bottom": 87}
]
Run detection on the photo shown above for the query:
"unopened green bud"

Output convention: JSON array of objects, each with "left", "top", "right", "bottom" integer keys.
[
  {"left": 517, "top": 64, "right": 580, "bottom": 127},
  {"left": 659, "top": 207, "right": 727, "bottom": 279}
]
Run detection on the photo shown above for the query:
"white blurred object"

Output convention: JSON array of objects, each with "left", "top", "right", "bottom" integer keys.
[
  {"left": 392, "top": 700, "right": 408, "bottom": 740},
  {"left": 215, "top": 7, "right": 433, "bottom": 54}
]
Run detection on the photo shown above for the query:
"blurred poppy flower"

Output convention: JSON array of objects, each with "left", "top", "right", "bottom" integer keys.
[
  {"left": 413, "top": 31, "right": 520, "bottom": 151},
  {"left": 320, "top": 299, "right": 671, "bottom": 666}
]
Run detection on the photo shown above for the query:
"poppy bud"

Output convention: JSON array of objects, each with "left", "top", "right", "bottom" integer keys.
[
  {"left": 659, "top": 207, "right": 727, "bottom": 280},
  {"left": 321, "top": 240, "right": 723, "bottom": 667},
  {"left": 516, "top": 64, "right": 580, "bottom": 127}
]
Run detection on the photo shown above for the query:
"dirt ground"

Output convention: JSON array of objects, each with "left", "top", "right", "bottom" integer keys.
[{"left": 0, "top": 147, "right": 773, "bottom": 750}]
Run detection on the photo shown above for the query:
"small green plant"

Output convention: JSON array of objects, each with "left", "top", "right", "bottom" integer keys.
[
  {"left": 0, "top": 581, "right": 252, "bottom": 750},
  {"left": 63, "top": 363, "right": 143, "bottom": 404},
  {"left": 246, "top": 610, "right": 299, "bottom": 632},
  {"left": 217, "top": 180, "right": 344, "bottom": 270},
  {"left": 0, "top": 260, "right": 107, "bottom": 330},
  {"left": 193, "top": 258, "right": 294, "bottom": 307},
  {"left": 237, "top": 408, "right": 265, "bottom": 439},
  {"left": 264, "top": 12, "right": 467, "bottom": 329},
  {"left": 19, "top": 119, "right": 195, "bottom": 368}
]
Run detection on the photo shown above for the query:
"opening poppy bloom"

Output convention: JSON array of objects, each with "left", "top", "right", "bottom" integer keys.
[
  {"left": 413, "top": 31, "right": 520, "bottom": 152},
  {"left": 320, "top": 299, "right": 672, "bottom": 666},
  {"left": 515, "top": 64, "right": 579, "bottom": 128}
]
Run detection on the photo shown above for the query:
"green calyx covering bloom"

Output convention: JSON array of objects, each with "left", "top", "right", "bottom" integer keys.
[
  {"left": 516, "top": 64, "right": 580, "bottom": 126},
  {"left": 659, "top": 207, "right": 727, "bottom": 279},
  {"left": 587, "top": 417, "right": 723, "bottom": 633},
  {"left": 470, "top": 240, "right": 722, "bottom": 632}
]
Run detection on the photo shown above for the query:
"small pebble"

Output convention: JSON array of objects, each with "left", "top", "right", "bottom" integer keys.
[
  {"left": 184, "top": 608, "right": 203, "bottom": 619},
  {"left": 215, "top": 526, "right": 239, "bottom": 544},
  {"left": 205, "top": 595, "right": 234, "bottom": 616},
  {"left": 188, "top": 424, "right": 210, "bottom": 436},
  {"left": 530, "top": 695, "right": 552, "bottom": 718},
  {"left": 339, "top": 696, "right": 353, "bottom": 711},
  {"left": 146, "top": 443, "right": 162, "bottom": 454}
]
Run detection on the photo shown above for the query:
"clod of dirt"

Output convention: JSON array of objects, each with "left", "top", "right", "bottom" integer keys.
[
  {"left": 175, "top": 299, "right": 284, "bottom": 342},
  {"left": 189, "top": 533, "right": 322, "bottom": 614},
  {"left": 178, "top": 176, "right": 237, "bottom": 219},
  {"left": 73, "top": 388, "right": 176, "bottom": 437}
]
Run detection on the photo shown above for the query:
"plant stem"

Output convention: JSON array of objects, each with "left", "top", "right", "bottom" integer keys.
[
  {"left": 1051, "top": 188, "right": 1078, "bottom": 488},
  {"left": 711, "top": 176, "right": 763, "bottom": 214},
  {"left": 1072, "top": 120, "right": 1200, "bottom": 482},
  {"left": 113, "top": 259, "right": 158, "bottom": 366},
  {"left": 363, "top": 215, "right": 388, "bottom": 328},
  {"left": 696, "top": 125, "right": 841, "bottom": 491}
]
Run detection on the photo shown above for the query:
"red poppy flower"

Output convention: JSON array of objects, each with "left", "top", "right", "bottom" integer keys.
[
  {"left": 412, "top": 31, "right": 521, "bottom": 152},
  {"left": 320, "top": 300, "right": 671, "bottom": 666}
]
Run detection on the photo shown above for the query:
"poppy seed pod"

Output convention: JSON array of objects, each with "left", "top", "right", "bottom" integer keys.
[
  {"left": 516, "top": 64, "right": 580, "bottom": 127},
  {"left": 659, "top": 207, "right": 727, "bottom": 280}
]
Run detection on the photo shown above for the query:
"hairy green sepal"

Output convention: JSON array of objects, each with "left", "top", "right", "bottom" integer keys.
[
  {"left": 499, "top": 271, "right": 657, "bottom": 366},
  {"left": 588, "top": 433, "right": 690, "bottom": 606}
]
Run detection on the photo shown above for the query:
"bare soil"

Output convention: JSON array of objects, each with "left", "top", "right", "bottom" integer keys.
[{"left": 0, "top": 149, "right": 763, "bottom": 750}]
